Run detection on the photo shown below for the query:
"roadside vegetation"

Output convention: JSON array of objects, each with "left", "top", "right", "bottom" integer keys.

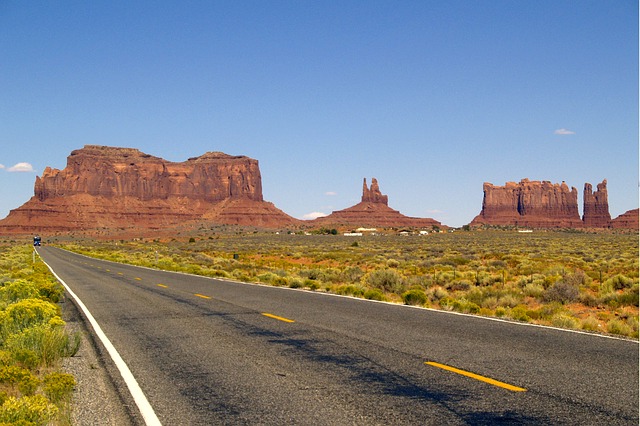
[
  {"left": 0, "top": 242, "right": 79, "bottom": 425},
  {"left": 57, "top": 229, "right": 638, "bottom": 339}
]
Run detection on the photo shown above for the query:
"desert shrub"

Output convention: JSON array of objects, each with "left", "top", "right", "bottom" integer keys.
[
  {"left": 1, "top": 300, "right": 60, "bottom": 339},
  {"left": 341, "top": 266, "right": 364, "bottom": 283},
  {"left": 257, "top": 272, "right": 278, "bottom": 284},
  {"left": 580, "top": 316, "right": 600, "bottom": 332},
  {"left": 363, "top": 289, "right": 386, "bottom": 301},
  {"left": 288, "top": 279, "right": 303, "bottom": 289},
  {"left": 495, "top": 307, "right": 506, "bottom": 317},
  {"left": 5, "top": 325, "right": 80, "bottom": 369},
  {"left": 551, "top": 313, "right": 579, "bottom": 329},
  {"left": 386, "top": 259, "right": 400, "bottom": 268},
  {"left": 365, "top": 269, "right": 405, "bottom": 294},
  {"left": 606, "top": 319, "right": 633, "bottom": 336},
  {"left": 604, "top": 274, "right": 634, "bottom": 290},
  {"left": 579, "top": 292, "right": 600, "bottom": 307},
  {"left": 544, "top": 281, "right": 579, "bottom": 304},
  {"left": 616, "top": 287, "right": 639, "bottom": 307},
  {"left": 481, "top": 296, "right": 498, "bottom": 309},
  {"left": 402, "top": 289, "right": 427, "bottom": 306},
  {"left": 0, "top": 281, "right": 40, "bottom": 307},
  {"left": 336, "top": 285, "right": 364, "bottom": 297},
  {"left": 0, "top": 395, "right": 57, "bottom": 425},
  {"left": 523, "top": 283, "right": 545, "bottom": 298},
  {"left": 427, "top": 287, "right": 448, "bottom": 302},
  {"left": 0, "top": 366, "right": 39, "bottom": 396},
  {"left": 446, "top": 280, "right": 472, "bottom": 292},
  {"left": 42, "top": 372, "right": 75, "bottom": 404},
  {"left": 497, "top": 294, "right": 520, "bottom": 308},
  {"left": 509, "top": 306, "right": 530, "bottom": 322}
]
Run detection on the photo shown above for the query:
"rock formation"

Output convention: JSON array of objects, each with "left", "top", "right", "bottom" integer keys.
[
  {"left": 0, "top": 145, "right": 299, "bottom": 233},
  {"left": 314, "top": 178, "right": 442, "bottom": 228},
  {"left": 611, "top": 209, "right": 639, "bottom": 230},
  {"left": 470, "top": 179, "right": 583, "bottom": 228},
  {"left": 582, "top": 180, "right": 611, "bottom": 227}
]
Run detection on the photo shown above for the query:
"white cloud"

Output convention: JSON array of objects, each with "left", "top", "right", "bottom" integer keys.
[
  {"left": 0, "top": 164, "right": 4, "bottom": 169},
  {"left": 302, "top": 211, "right": 328, "bottom": 220},
  {"left": 325, "top": 191, "right": 337, "bottom": 196},
  {"left": 426, "top": 209, "right": 444, "bottom": 214},
  {"left": 7, "top": 162, "right": 35, "bottom": 172},
  {"left": 554, "top": 128, "right": 575, "bottom": 135}
]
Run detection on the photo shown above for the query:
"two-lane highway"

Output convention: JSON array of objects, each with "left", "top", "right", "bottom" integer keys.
[{"left": 38, "top": 246, "right": 638, "bottom": 425}]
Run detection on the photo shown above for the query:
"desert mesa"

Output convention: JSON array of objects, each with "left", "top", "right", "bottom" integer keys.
[{"left": 0, "top": 145, "right": 636, "bottom": 234}]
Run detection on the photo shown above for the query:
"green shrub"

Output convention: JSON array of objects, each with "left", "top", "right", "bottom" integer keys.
[
  {"left": 509, "top": 306, "right": 530, "bottom": 322},
  {"left": 365, "top": 269, "right": 405, "bottom": 294},
  {"left": 551, "top": 313, "right": 579, "bottom": 329},
  {"left": 1, "top": 300, "right": 61, "bottom": 339},
  {"left": 288, "top": 279, "right": 303, "bottom": 289},
  {"left": 42, "top": 372, "right": 75, "bottom": 403},
  {"left": 336, "top": 285, "right": 364, "bottom": 297},
  {"left": 402, "top": 289, "right": 427, "bottom": 306},
  {"left": 0, "top": 395, "right": 57, "bottom": 425},
  {"left": 606, "top": 319, "right": 633, "bottom": 336},
  {"left": 0, "top": 365, "right": 39, "bottom": 396},
  {"left": 580, "top": 316, "right": 600, "bottom": 332},
  {"left": 5, "top": 325, "right": 80, "bottom": 369},
  {"left": 0, "top": 281, "right": 40, "bottom": 306},
  {"left": 363, "top": 289, "right": 385, "bottom": 301},
  {"left": 604, "top": 274, "right": 634, "bottom": 290}
]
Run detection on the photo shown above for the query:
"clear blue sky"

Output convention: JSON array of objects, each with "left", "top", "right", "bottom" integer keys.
[{"left": 1, "top": 1, "right": 637, "bottom": 227}]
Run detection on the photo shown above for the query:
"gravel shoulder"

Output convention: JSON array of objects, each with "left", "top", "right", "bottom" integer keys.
[{"left": 60, "top": 295, "right": 139, "bottom": 426}]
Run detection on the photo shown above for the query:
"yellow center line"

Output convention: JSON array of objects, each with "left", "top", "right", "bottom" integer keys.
[
  {"left": 261, "top": 313, "right": 295, "bottom": 323},
  {"left": 118, "top": 273, "right": 123, "bottom": 275},
  {"left": 425, "top": 361, "right": 526, "bottom": 392},
  {"left": 135, "top": 277, "right": 142, "bottom": 281},
  {"left": 157, "top": 284, "right": 168, "bottom": 288},
  {"left": 194, "top": 293, "right": 211, "bottom": 299}
]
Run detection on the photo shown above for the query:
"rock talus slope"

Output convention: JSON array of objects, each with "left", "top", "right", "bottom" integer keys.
[{"left": 315, "top": 178, "right": 442, "bottom": 228}]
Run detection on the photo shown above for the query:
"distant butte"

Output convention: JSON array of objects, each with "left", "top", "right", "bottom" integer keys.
[
  {"left": 0, "top": 145, "right": 299, "bottom": 233},
  {"left": 314, "top": 178, "right": 442, "bottom": 229},
  {"left": 470, "top": 178, "right": 635, "bottom": 229}
]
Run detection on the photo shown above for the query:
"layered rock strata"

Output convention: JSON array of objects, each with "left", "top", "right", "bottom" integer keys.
[
  {"left": 315, "top": 178, "right": 442, "bottom": 228},
  {"left": 470, "top": 179, "right": 583, "bottom": 228},
  {"left": 582, "top": 180, "right": 611, "bottom": 227},
  {"left": 0, "top": 145, "right": 299, "bottom": 232},
  {"left": 611, "top": 209, "right": 639, "bottom": 230}
]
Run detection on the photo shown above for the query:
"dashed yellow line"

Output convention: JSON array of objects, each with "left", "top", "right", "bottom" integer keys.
[
  {"left": 425, "top": 361, "right": 526, "bottom": 392},
  {"left": 134, "top": 277, "right": 142, "bottom": 281},
  {"left": 157, "top": 284, "right": 168, "bottom": 288},
  {"left": 261, "top": 313, "right": 295, "bottom": 323},
  {"left": 194, "top": 293, "right": 211, "bottom": 299}
]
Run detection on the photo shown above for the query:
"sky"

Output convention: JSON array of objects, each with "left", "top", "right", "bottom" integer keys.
[{"left": 1, "top": 1, "right": 638, "bottom": 227}]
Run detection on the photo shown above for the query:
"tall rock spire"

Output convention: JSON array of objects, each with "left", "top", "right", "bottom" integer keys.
[{"left": 583, "top": 179, "right": 611, "bottom": 227}]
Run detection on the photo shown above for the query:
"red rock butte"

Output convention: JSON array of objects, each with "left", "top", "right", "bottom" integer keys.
[
  {"left": 314, "top": 178, "right": 442, "bottom": 229},
  {"left": 470, "top": 178, "right": 634, "bottom": 229},
  {"left": 0, "top": 145, "right": 299, "bottom": 233}
]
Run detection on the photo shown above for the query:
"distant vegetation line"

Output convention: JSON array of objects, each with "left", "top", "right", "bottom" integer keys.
[{"left": 54, "top": 230, "right": 638, "bottom": 339}]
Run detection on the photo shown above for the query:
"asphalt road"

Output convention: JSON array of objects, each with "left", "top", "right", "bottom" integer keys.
[{"left": 37, "top": 246, "right": 638, "bottom": 425}]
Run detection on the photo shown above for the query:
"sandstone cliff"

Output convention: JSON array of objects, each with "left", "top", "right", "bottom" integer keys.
[
  {"left": 582, "top": 180, "right": 611, "bottom": 227},
  {"left": 0, "top": 145, "right": 299, "bottom": 233},
  {"left": 470, "top": 179, "right": 583, "bottom": 228},
  {"left": 314, "top": 178, "right": 442, "bottom": 228},
  {"left": 611, "top": 209, "right": 639, "bottom": 230}
]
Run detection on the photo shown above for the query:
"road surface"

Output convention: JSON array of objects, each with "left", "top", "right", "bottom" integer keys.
[{"left": 38, "top": 246, "right": 638, "bottom": 425}]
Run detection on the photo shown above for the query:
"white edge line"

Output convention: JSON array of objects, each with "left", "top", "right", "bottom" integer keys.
[
  {"left": 57, "top": 247, "right": 638, "bottom": 344},
  {"left": 39, "top": 253, "right": 162, "bottom": 426}
]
